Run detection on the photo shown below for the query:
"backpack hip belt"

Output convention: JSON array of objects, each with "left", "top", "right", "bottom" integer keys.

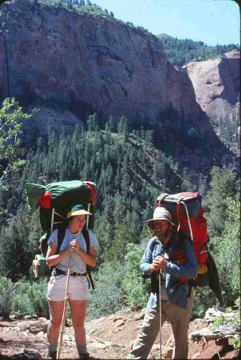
[{"left": 52, "top": 268, "right": 87, "bottom": 277}]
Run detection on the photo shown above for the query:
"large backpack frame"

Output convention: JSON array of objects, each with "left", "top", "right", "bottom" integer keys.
[
  {"left": 26, "top": 180, "right": 97, "bottom": 288},
  {"left": 156, "top": 192, "right": 208, "bottom": 268},
  {"left": 155, "top": 192, "right": 223, "bottom": 305}
]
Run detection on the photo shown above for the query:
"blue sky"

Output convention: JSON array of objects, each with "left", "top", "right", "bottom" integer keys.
[{"left": 93, "top": 0, "right": 240, "bottom": 45}]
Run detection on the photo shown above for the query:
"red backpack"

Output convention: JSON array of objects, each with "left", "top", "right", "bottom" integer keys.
[
  {"left": 156, "top": 192, "right": 209, "bottom": 281},
  {"left": 155, "top": 192, "right": 223, "bottom": 305}
]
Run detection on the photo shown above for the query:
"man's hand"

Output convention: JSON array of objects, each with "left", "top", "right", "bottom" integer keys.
[{"left": 150, "top": 255, "right": 168, "bottom": 272}]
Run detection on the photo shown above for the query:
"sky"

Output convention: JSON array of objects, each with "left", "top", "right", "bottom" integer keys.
[{"left": 93, "top": 0, "right": 240, "bottom": 46}]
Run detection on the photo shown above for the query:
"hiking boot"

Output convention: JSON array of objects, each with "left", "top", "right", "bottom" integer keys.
[
  {"left": 78, "top": 353, "right": 90, "bottom": 360},
  {"left": 47, "top": 351, "right": 57, "bottom": 359}
]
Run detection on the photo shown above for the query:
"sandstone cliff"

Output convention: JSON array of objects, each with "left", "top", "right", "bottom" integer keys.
[
  {"left": 185, "top": 50, "right": 240, "bottom": 122},
  {"left": 0, "top": 0, "right": 216, "bottom": 138}
]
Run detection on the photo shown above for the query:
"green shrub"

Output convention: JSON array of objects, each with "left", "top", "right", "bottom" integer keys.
[
  {"left": 29, "top": 279, "right": 49, "bottom": 317},
  {"left": 0, "top": 276, "right": 14, "bottom": 318},
  {"left": 12, "top": 292, "right": 35, "bottom": 316},
  {"left": 122, "top": 243, "right": 148, "bottom": 308},
  {"left": 12, "top": 279, "right": 48, "bottom": 317},
  {"left": 210, "top": 200, "right": 240, "bottom": 307},
  {"left": 0, "top": 278, "right": 48, "bottom": 318},
  {"left": 87, "top": 262, "right": 126, "bottom": 320},
  {"left": 192, "top": 287, "right": 216, "bottom": 319}
]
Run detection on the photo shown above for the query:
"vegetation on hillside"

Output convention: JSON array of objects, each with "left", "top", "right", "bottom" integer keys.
[
  {"left": 29, "top": 0, "right": 114, "bottom": 17},
  {"left": 157, "top": 33, "right": 239, "bottom": 67},
  {"left": 0, "top": 98, "right": 34, "bottom": 184},
  {"left": 0, "top": 99, "right": 239, "bottom": 321}
]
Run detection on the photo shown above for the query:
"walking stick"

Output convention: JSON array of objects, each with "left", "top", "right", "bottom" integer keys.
[
  {"left": 57, "top": 254, "right": 72, "bottom": 360},
  {"left": 159, "top": 270, "right": 162, "bottom": 360}
]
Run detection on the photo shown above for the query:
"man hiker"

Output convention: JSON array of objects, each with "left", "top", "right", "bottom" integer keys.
[{"left": 128, "top": 207, "right": 198, "bottom": 359}]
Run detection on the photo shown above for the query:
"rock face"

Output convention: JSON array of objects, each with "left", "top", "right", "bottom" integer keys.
[
  {"left": 23, "top": 106, "right": 83, "bottom": 146},
  {"left": 185, "top": 50, "right": 240, "bottom": 121},
  {"left": 0, "top": 0, "right": 215, "bottom": 137}
]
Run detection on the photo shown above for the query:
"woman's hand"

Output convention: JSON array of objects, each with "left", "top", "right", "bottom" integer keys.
[{"left": 68, "top": 239, "right": 79, "bottom": 253}]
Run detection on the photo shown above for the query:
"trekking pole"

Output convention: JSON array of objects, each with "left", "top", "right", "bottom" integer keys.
[
  {"left": 159, "top": 270, "right": 162, "bottom": 360},
  {"left": 57, "top": 254, "right": 72, "bottom": 360}
]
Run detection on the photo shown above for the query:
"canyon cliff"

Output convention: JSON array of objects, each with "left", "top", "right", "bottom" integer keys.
[
  {"left": 185, "top": 50, "right": 240, "bottom": 122},
  {"left": 0, "top": 0, "right": 216, "bottom": 138}
]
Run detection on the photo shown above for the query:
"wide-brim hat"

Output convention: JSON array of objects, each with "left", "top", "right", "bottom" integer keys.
[
  {"left": 67, "top": 204, "right": 92, "bottom": 218},
  {"left": 147, "top": 207, "right": 175, "bottom": 229}
]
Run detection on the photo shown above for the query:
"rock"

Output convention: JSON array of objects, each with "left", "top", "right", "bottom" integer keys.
[
  {"left": 0, "top": 0, "right": 219, "bottom": 142},
  {"left": 185, "top": 51, "right": 240, "bottom": 123},
  {"left": 113, "top": 316, "right": 124, "bottom": 322},
  {"left": 29, "top": 322, "right": 48, "bottom": 335},
  {"left": 89, "top": 340, "right": 112, "bottom": 349},
  {"left": 152, "top": 344, "right": 173, "bottom": 359},
  {"left": 9, "top": 314, "right": 22, "bottom": 320},
  {"left": 189, "top": 326, "right": 238, "bottom": 341},
  {"left": 6, "top": 348, "right": 42, "bottom": 359},
  {"left": 204, "top": 307, "right": 237, "bottom": 323},
  {"left": 22, "top": 107, "right": 83, "bottom": 146},
  {"left": 114, "top": 319, "right": 126, "bottom": 327},
  {"left": 23, "top": 315, "right": 38, "bottom": 320},
  {"left": 191, "top": 352, "right": 201, "bottom": 359},
  {"left": 130, "top": 304, "right": 138, "bottom": 312},
  {"left": 134, "top": 312, "right": 145, "bottom": 321}
]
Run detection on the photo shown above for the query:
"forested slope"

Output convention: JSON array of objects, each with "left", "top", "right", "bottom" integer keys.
[
  {"left": 0, "top": 105, "right": 239, "bottom": 320},
  {"left": 158, "top": 33, "right": 239, "bottom": 67}
]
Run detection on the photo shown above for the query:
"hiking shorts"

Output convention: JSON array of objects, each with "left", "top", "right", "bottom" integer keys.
[{"left": 47, "top": 275, "right": 89, "bottom": 301}]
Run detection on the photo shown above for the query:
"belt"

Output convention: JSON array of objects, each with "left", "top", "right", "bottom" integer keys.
[
  {"left": 70, "top": 272, "right": 86, "bottom": 277},
  {"left": 52, "top": 268, "right": 86, "bottom": 277}
]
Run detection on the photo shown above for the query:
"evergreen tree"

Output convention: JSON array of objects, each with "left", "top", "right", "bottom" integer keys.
[{"left": 205, "top": 166, "right": 238, "bottom": 237}]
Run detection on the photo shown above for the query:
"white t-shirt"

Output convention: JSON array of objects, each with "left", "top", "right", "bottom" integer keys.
[{"left": 48, "top": 228, "right": 98, "bottom": 274}]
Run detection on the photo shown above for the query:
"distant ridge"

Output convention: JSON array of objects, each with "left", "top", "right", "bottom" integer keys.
[{"left": 157, "top": 33, "right": 239, "bottom": 66}]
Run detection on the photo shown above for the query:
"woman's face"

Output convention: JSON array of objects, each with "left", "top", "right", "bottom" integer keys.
[{"left": 69, "top": 215, "right": 86, "bottom": 232}]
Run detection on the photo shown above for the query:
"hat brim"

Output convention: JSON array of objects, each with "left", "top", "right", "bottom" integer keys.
[
  {"left": 147, "top": 218, "right": 175, "bottom": 229},
  {"left": 67, "top": 210, "right": 92, "bottom": 218}
]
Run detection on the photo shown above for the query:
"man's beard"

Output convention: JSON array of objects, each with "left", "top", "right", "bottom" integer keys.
[{"left": 154, "top": 227, "right": 172, "bottom": 241}]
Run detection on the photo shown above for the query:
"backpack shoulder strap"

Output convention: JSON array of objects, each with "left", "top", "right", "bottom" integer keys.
[
  {"left": 82, "top": 225, "right": 90, "bottom": 253},
  {"left": 57, "top": 227, "right": 66, "bottom": 254},
  {"left": 81, "top": 225, "right": 95, "bottom": 289}
]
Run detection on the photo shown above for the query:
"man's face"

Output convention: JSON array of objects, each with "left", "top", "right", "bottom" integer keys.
[{"left": 153, "top": 220, "right": 171, "bottom": 241}]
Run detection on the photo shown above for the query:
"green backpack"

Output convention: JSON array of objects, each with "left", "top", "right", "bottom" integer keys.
[{"left": 26, "top": 180, "right": 97, "bottom": 288}]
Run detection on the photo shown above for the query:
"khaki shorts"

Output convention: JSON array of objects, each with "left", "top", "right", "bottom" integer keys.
[{"left": 47, "top": 275, "right": 89, "bottom": 301}]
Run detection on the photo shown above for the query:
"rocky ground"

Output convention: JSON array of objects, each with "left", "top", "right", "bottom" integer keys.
[{"left": 0, "top": 307, "right": 240, "bottom": 359}]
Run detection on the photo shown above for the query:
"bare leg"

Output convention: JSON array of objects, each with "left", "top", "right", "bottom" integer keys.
[
  {"left": 47, "top": 300, "right": 64, "bottom": 351},
  {"left": 69, "top": 299, "right": 88, "bottom": 354}
]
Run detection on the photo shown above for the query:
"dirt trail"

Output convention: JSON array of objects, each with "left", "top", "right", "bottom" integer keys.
[{"left": 0, "top": 308, "right": 239, "bottom": 359}]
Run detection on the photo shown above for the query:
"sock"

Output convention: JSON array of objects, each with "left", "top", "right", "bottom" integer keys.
[
  {"left": 77, "top": 344, "right": 88, "bottom": 355},
  {"left": 48, "top": 343, "right": 58, "bottom": 352}
]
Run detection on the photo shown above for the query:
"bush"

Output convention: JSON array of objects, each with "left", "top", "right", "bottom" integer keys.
[
  {"left": 192, "top": 287, "right": 216, "bottom": 319},
  {"left": 0, "top": 277, "right": 48, "bottom": 318},
  {"left": 86, "top": 262, "right": 126, "bottom": 320},
  {"left": 210, "top": 200, "right": 240, "bottom": 307},
  {"left": 0, "top": 276, "right": 14, "bottom": 318},
  {"left": 122, "top": 243, "right": 148, "bottom": 308},
  {"left": 12, "top": 279, "right": 48, "bottom": 317}
]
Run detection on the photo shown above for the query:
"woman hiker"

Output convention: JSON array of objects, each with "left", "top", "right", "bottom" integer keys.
[{"left": 46, "top": 204, "right": 98, "bottom": 360}]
